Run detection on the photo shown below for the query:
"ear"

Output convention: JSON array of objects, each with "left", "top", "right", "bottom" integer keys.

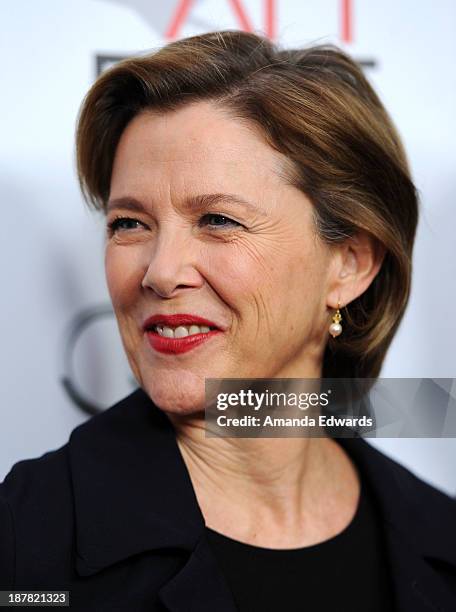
[{"left": 326, "top": 232, "right": 385, "bottom": 308}]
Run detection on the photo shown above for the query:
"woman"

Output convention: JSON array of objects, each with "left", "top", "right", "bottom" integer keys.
[{"left": 1, "top": 30, "right": 455, "bottom": 611}]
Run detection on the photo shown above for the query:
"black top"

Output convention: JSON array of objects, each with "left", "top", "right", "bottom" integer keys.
[{"left": 206, "top": 477, "right": 396, "bottom": 612}]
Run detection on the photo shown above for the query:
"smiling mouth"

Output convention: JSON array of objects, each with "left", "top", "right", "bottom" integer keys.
[{"left": 145, "top": 323, "right": 221, "bottom": 354}]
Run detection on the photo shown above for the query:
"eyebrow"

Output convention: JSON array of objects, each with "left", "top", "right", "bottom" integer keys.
[{"left": 106, "top": 193, "right": 267, "bottom": 217}]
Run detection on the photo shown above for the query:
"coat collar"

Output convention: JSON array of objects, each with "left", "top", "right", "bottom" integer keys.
[
  {"left": 68, "top": 387, "right": 205, "bottom": 574},
  {"left": 68, "top": 387, "right": 456, "bottom": 611}
]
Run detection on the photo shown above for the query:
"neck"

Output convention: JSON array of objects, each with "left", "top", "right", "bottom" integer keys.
[{"left": 167, "top": 411, "right": 361, "bottom": 548}]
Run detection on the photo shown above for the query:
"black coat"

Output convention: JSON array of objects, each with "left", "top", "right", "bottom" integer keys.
[{"left": 1, "top": 387, "right": 455, "bottom": 611}]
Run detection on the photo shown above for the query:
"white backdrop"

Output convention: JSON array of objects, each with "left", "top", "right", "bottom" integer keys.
[{"left": 1, "top": 0, "right": 455, "bottom": 493}]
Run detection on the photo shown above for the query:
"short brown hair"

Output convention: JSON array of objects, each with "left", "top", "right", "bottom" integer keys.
[{"left": 76, "top": 30, "right": 418, "bottom": 379}]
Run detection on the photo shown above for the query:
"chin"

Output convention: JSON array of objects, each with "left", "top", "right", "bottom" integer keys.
[{"left": 140, "top": 372, "right": 207, "bottom": 416}]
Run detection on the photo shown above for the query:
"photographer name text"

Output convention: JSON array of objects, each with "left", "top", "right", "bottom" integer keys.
[{"left": 216, "top": 415, "right": 373, "bottom": 428}]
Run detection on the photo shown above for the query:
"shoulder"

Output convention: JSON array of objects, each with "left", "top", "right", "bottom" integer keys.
[
  {"left": 0, "top": 389, "right": 152, "bottom": 588},
  {"left": 367, "top": 439, "right": 455, "bottom": 510},
  {"left": 340, "top": 437, "right": 456, "bottom": 537},
  {"left": 338, "top": 437, "right": 456, "bottom": 602},
  {"left": 0, "top": 444, "right": 74, "bottom": 588}
]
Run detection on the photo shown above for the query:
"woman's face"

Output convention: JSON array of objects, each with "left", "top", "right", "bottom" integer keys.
[{"left": 106, "top": 101, "right": 338, "bottom": 414}]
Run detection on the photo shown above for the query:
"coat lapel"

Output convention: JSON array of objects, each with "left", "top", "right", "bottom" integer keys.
[
  {"left": 69, "top": 387, "right": 204, "bottom": 576},
  {"left": 69, "top": 387, "right": 238, "bottom": 610},
  {"left": 338, "top": 437, "right": 456, "bottom": 611},
  {"left": 385, "top": 529, "right": 455, "bottom": 611},
  {"left": 158, "top": 536, "right": 238, "bottom": 612}
]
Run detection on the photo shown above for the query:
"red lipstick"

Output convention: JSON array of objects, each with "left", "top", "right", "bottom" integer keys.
[{"left": 143, "top": 313, "right": 222, "bottom": 355}]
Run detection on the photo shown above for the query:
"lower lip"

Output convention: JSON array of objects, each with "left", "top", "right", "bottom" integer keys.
[{"left": 145, "top": 330, "right": 221, "bottom": 354}]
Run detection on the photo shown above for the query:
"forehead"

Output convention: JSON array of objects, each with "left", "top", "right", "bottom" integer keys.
[{"left": 110, "top": 101, "right": 292, "bottom": 194}]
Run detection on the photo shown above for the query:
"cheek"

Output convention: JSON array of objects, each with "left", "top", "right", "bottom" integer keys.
[
  {"left": 239, "top": 237, "right": 328, "bottom": 334},
  {"left": 200, "top": 241, "right": 274, "bottom": 321},
  {"left": 104, "top": 245, "right": 142, "bottom": 309},
  {"left": 201, "top": 238, "right": 324, "bottom": 343}
]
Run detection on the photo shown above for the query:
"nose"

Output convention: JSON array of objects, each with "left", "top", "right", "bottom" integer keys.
[{"left": 141, "top": 230, "right": 204, "bottom": 299}]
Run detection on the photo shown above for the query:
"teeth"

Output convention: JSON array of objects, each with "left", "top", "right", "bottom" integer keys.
[
  {"left": 154, "top": 324, "right": 213, "bottom": 338},
  {"left": 174, "top": 326, "right": 189, "bottom": 338},
  {"left": 162, "top": 327, "right": 174, "bottom": 338}
]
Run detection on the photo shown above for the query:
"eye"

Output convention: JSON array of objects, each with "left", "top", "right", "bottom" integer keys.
[
  {"left": 107, "top": 216, "right": 145, "bottom": 233},
  {"left": 199, "top": 213, "right": 242, "bottom": 229}
]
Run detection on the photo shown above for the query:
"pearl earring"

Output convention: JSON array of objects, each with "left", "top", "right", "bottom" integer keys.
[{"left": 329, "top": 302, "right": 343, "bottom": 338}]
